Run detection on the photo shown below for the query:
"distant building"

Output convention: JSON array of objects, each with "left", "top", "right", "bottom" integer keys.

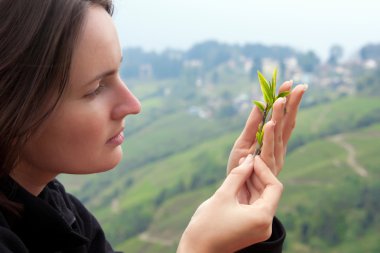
[
  {"left": 183, "top": 59, "right": 203, "bottom": 69},
  {"left": 364, "top": 59, "right": 378, "bottom": 69},
  {"left": 284, "top": 57, "right": 302, "bottom": 81},
  {"left": 262, "top": 58, "right": 279, "bottom": 76},
  {"left": 243, "top": 59, "right": 253, "bottom": 73}
]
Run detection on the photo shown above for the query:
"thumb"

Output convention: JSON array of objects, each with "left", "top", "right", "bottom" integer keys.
[{"left": 221, "top": 154, "right": 254, "bottom": 195}]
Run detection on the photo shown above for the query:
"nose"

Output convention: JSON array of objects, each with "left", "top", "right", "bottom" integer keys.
[{"left": 111, "top": 79, "right": 141, "bottom": 120}]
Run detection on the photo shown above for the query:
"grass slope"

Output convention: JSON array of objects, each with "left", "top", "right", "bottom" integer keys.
[
  {"left": 59, "top": 94, "right": 380, "bottom": 252},
  {"left": 114, "top": 123, "right": 380, "bottom": 252}
]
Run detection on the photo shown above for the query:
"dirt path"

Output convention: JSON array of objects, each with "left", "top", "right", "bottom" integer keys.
[
  {"left": 138, "top": 232, "right": 174, "bottom": 247},
  {"left": 330, "top": 134, "right": 368, "bottom": 177}
]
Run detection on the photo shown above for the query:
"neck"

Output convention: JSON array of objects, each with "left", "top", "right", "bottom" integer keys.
[{"left": 10, "top": 163, "right": 57, "bottom": 196}]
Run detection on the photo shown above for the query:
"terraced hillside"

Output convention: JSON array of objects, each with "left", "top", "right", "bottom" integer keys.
[{"left": 60, "top": 85, "right": 380, "bottom": 252}]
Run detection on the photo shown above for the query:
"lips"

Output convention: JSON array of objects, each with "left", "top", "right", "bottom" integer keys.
[{"left": 107, "top": 129, "right": 125, "bottom": 145}]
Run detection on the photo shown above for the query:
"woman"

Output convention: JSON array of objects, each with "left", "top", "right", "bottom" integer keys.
[{"left": 0, "top": 0, "right": 306, "bottom": 252}]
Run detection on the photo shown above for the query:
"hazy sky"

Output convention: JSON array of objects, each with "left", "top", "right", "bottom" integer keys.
[{"left": 112, "top": 0, "right": 379, "bottom": 60}]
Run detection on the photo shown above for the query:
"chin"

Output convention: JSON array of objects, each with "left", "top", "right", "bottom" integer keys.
[
  {"left": 100, "top": 152, "right": 123, "bottom": 172},
  {"left": 75, "top": 152, "right": 123, "bottom": 175},
  {"left": 83, "top": 162, "right": 120, "bottom": 174}
]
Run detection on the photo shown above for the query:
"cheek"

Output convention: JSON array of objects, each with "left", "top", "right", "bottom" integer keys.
[
  {"left": 23, "top": 103, "right": 111, "bottom": 172},
  {"left": 51, "top": 106, "right": 108, "bottom": 160}
]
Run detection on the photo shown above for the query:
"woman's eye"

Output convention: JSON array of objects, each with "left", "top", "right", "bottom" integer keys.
[{"left": 86, "top": 84, "right": 105, "bottom": 98}]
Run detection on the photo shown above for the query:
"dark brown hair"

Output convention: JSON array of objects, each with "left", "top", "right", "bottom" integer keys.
[{"left": 0, "top": 0, "right": 113, "bottom": 213}]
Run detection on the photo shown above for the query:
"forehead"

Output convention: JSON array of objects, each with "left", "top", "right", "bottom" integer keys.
[{"left": 69, "top": 6, "right": 121, "bottom": 86}]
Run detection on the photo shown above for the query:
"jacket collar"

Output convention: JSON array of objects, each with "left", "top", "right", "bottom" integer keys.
[{"left": 0, "top": 176, "right": 88, "bottom": 252}]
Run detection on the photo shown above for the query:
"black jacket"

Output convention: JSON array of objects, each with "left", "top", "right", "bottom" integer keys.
[
  {"left": 0, "top": 176, "right": 285, "bottom": 252},
  {"left": 0, "top": 176, "right": 115, "bottom": 253},
  {"left": 237, "top": 217, "right": 285, "bottom": 253}
]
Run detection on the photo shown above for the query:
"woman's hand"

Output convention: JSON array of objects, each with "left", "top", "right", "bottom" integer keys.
[
  {"left": 227, "top": 81, "right": 307, "bottom": 177},
  {"left": 178, "top": 122, "right": 283, "bottom": 253}
]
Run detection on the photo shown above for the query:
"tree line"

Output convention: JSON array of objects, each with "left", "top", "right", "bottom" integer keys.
[{"left": 120, "top": 41, "right": 380, "bottom": 80}]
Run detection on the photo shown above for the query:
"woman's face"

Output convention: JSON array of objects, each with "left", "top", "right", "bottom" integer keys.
[{"left": 17, "top": 6, "right": 141, "bottom": 180}]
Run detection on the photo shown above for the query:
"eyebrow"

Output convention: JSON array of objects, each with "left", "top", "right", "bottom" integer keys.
[{"left": 84, "top": 57, "right": 123, "bottom": 86}]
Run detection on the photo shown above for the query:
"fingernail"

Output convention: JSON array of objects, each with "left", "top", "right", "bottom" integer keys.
[
  {"left": 303, "top": 84, "right": 309, "bottom": 91},
  {"left": 289, "top": 80, "right": 294, "bottom": 87},
  {"left": 245, "top": 154, "right": 253, "bottom": 162},
  {"left": 271, "top": 120, "right": 276, "bottom": 126},
  {"left": 278, "top": 97, "right": 287, "bottom": 104}
]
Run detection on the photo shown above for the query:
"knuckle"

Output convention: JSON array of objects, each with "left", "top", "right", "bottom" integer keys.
[
  {"left": 290, "top": 121, "right": 296, "bottom": 130},
  {"left": 276, "top": 181, "right": 284, "bottom": 193}
]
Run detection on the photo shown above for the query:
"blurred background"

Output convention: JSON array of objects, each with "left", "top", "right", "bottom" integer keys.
[{"left": 60, "top": 0, "right": 380, "bottom": 252}]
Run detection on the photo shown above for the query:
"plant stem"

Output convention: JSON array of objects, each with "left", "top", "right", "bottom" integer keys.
[{"left": 254, "top": 107, "right": 270, "bottom": 156}]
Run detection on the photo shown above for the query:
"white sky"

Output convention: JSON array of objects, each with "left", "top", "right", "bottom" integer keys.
[{"left": 112, "top": 0, "right": 379, "bottom": 60}]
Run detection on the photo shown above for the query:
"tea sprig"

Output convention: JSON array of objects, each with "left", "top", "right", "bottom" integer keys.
[{"left": 253, "top": 68, "right": 290, "bottom": 156}]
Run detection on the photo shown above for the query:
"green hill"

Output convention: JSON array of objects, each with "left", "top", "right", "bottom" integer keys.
[
  {"left": 59, "top": 85, "right": 380, "bottom": 252},
  {"left": 113, "top": 122, "right": 380, "bottom": 253}
]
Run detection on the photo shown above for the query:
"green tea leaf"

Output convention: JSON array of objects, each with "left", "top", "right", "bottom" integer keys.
[
  {"left": 254, "top": 67, "right": 287, "bottom": 156},
  {"left": 253, "top": 100, "right": 265, "bottom": 112},
  {"left": 268, "top": 81, "right": 273, "bottom": 98},
  {"left": 257, "top": 71, "right": 272, "bottom": 104},
  {"left": 277, "top": 90, "right": 291, "bottom": 98},
  {"left": 271, "top": 68, "right": 277, "bottom": 98}
]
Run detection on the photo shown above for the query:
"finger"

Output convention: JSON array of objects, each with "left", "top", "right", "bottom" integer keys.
[
  {"left": 271, "top": 97, "right": 287, "bottom": 173},
  {"left": 253, "top": 156, "right": 283, "bottom": 214},
  {"left": 283, "top": 84, "right": 308, "bottom": 145},
  {"left": 278, "top": 80, "right": 293, "bottom": 93},
  {"left": 260, "top": 121, "right": 275, "bottom": 172},
  {"left": 221, "top": 155, "right": 254, "bottom": 196},
  {"left": 234, "top": 106, "right": 263, "bottom": 150},
  {"left": 227, "top": 147, "right": 254, "bottom": 175},
  {"left": 248, "top": 172, "right": 265, "bottom": 203}
]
